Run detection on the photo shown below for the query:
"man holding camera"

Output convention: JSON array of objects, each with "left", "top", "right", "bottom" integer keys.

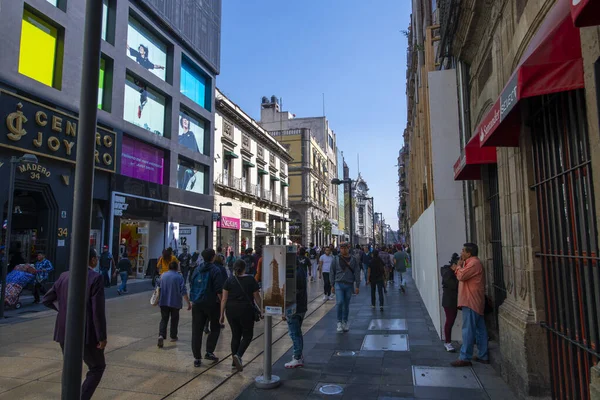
[{"left": 450, "top": 243, "right": 489, "bottom": 367}]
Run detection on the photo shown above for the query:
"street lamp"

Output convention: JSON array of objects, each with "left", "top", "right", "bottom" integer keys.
[
  {"left": 218, "top": 202, "right": 233, "bottom": 250},
  {"left": 0, "top": 153, "right": 39, "bottom": 318},
  {"left": 363, "top": 197, "right": 375, "bottom": 245},
  {"left": 331, "top": 178, "right": 354, "bottom": 248}
]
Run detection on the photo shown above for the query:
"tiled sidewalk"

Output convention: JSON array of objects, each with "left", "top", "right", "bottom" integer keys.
[{"left": 237, "top": 270, "right": 517, "bottom": 400}]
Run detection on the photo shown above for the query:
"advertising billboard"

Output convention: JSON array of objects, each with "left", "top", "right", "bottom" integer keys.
[
  {"left": 178, "top": 111, "right": 205, "bottom": 154},
  {"left": 177, "top": 161, "right": 206, "bottom": 194},
  {"left": 121, "top": 136, "right": 164, "bottom": 184},
  {"left": 123, "top": 75, "right": 165, "bottom": 136},
  {"left": 126, "top": 17, "right": 167, "bottom": 81},
  {"left": 262, "top": 246, "right": 287, "bottom": 315}
]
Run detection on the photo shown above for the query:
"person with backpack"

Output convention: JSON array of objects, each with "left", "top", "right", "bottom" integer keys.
[
  {"left": 331, "top": 242, "right": 361, "bottom": 333},
  {"left": 241, "top": 248, "right": 255, "bottom": 275},
  {"left": 308, "top": 243, "right": 318, "bottom": 282},
  {"left": 190, "top": 249, "right": 224, "bottom": 367},
  {"left": 394, "top": 245, "right": 410, "bottom": 293},
  {"left": 157, "top": 261, "right": 191, "bottom": 348},
  {"left": 368, "top": 250, "right": 386, "bottom": 311},
  {"left": 284, "top": 256, "right": 308, "bottom": 369},
  {"left": 99, "top": 245, "right": 115, "bottom": 288}
]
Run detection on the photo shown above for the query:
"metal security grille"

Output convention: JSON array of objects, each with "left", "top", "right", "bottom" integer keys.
[
  {"left": 487, "top": 164, "right": 505, "bottom": 336},
  {"left": 530, "top": 90, "right": 600, "bottom": 400}
]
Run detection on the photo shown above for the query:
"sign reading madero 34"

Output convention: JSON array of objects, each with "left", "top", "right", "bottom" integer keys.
[{"left": 1, "top": 90, "right": 117, "bottom": 173}]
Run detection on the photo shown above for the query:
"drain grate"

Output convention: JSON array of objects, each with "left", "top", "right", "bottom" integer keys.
[
  {"left": 413, "top": 366, "right": 483, "bottom": 389},
  {"left": 361, "top": 334, "right": 409, "bottom": 351},
  {"left": 334, "top": 350, "right": 357, "bottom": 357},
  {"left": 368, "top": 318, "right": 407, "bottom": 331}
]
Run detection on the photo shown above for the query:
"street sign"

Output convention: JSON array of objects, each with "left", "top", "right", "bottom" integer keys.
[{"left": 212, "top": 212, "right": 220, "bottom": 222}]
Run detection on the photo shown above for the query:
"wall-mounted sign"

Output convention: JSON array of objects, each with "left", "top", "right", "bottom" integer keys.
[
  {"left": 61, "top": 211, "right": 67, "bottom": 219},
  {"left": 113, "top": 195, "right": 129, "bottom": 217},
  {"left": 18, "top": 162, "right": 51, "bottom": 180},
  {"left": 216, "top": 216, "right": 240, "bottom": 230},
  {"left": 137, "top": 227, "right": 149, "bottom": 234},
  {"left": 241, "top": 220, "right": 253, "bottom": 230},
  {"left": 1, "top": 90, "right": 117, "bottom": 173}
]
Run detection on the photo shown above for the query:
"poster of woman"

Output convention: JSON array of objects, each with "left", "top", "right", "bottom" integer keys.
[{"left": 178, "top": 113, "right": 205, "bottom": 154}]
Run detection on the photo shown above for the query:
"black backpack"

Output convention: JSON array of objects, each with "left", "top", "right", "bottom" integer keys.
[
  {"left": 309, "top": 248, "right": 317, "bottom": 260},
  {"left": 242, "top": 255, "right": 255, "bottom": 275}
]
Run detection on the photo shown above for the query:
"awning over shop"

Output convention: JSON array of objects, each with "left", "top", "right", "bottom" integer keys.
[
  {"left": 480, "top": 0, "right": 583, "bottom": 147},
  {"left": 270, "top": 175, "right": 280, "bottom": 181},
  {"left": 258, "top": 169, "right": 269, "bottom": 175},
  {"left": 571, "top": 0, "right": 600, "bottom": 27},
  {"left": 224, "top": 150, "right": 239, "bottom": 159},
  {"left": 243, "top": 160, "right": 255, "bottom": 167},
  {"left": 453, "top": 134, "right": 497, "bottom": 181}
]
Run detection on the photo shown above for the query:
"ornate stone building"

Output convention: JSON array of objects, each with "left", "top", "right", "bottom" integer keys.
[{"left": 352, "top": 174, "right": 374, "bottom": 245}]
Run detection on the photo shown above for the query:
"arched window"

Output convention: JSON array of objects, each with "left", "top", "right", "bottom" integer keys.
[{"left": 358, "top": 206, "right": 364, "bottom": 224}]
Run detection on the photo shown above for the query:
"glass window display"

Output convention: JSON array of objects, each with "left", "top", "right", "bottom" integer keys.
[
  {"left": 126, "top": 17, "right": 166, "bottom": 80},
  {"left": 178, "top": 111, "right": 205, "bottom": 154},
  {"left": 123, "top": 75, "right": 165, "bottom": 136},
  {"left": 177, "top": 160, "right": 206, "bottom": 194}
]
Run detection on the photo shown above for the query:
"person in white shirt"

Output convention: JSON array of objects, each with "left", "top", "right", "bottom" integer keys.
[{"left": 318, "top": 246, "right": 334, "bottom": 301}]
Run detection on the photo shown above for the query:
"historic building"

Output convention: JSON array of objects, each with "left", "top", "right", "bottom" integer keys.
[
  {"left": 213, "top": 89, "right": 291, "bottom": 254},
  {"left": 0, "top": 0, "right": 221, "bottom": 278},
  {"left": 352, "top": 174, "right": 374, "bottom": 245}
]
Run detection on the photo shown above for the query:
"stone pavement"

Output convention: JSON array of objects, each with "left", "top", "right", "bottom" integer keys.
[{"left": 237, "top": 270, "right": 517, "bottom": 400}]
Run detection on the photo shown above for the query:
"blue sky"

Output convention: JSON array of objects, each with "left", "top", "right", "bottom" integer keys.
[{"left": 217, "top": 0, "right": 409, "bottom": 230}]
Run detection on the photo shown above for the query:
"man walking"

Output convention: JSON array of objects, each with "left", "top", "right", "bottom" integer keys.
[
  {"left": 318, "top": 246, "right": 334, "bottom": 301},
  {"left": 99, "top": 245, "right": 115, "bottom": 288},
  {"left": 190, "top": 248, "right": 224, "bottom": 367},
  {"left": 394, "top": 245, "right": 409, "bottom": 293},
  {"left": 158, "top": 261, "right": 191, "bottom": 348},
  {"left": 361, "top": 245, "right": 372, "bottom": 286},
  {"left": 178, "top": 246, "right": 193, "bottom": 284},
  {"left": 116, "top": 254, "right": 132, "bottom": 295},
  {"left": 33, "top": 252, "right": 53, "bottom": 303},
  {"left": 450, "top": 243, "right": 489, "bottom": 367},
  {"left": 42, "top": 248, "right": 107, "bottom": 400},
  {"left": 331, "top": 242, "right": 361, "bottom": 333},
  {"left": 284, "top": 255, "right": 308, "bottom": 368}
]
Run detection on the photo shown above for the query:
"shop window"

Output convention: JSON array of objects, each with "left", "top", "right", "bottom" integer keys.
[
  {"left": 178, "top": 110, "right": 206, "bottom": 154},
  {"left": 255, "top": 211, "right": 266, "bottom": 222},
  {"left": 121, "top": 136, "right": 165, "bottom": 184},
  {"left": 101, "top": 0, "right": 116, "bottom": 44},
  {"left": 127, "top": 16, "right": 167, "bottom": 81},
  {"left": 241, "top": 208, "right": 253, "bottom": 220},
  {"left": 18, "top": 9, "right": 63, "bottom": 88},
  {"left": 123, "top": 74, "right": 165, "bottom": 136},
  {"left": 177, "top": 159, "right": 207, "bottom": 194},
  {"left": 181, "top": 57, "right": 211, "bottom": 110}
]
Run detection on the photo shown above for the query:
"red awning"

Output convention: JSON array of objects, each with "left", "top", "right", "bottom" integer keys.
[
  {"left": 480, "top": 0, "right": 584, "bottom": 147},
  {"left": 453, "top": 134, "right": 497, "bottom": 181},
  {"left": 572, "top": 0, "right": 600, "bottom": 27}
]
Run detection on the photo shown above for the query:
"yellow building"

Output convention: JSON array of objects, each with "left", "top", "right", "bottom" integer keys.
[{"left": 270, "top": 129, "right": 330, "bottom": 246}]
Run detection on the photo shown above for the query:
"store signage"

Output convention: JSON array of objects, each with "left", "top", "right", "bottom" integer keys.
[
  {"left": 212, "top": 212, "right": 220, "bottom": 222},
  {"left": 478, "top": 99, "right": 501, "bottom": 144},
  {"left": 241, "top": 220, "right": 253, "bottom": 230},
  {"left": 0, "top": 90, "right": 117, "bottom": 173},
  {"left": 256, "top": 226, "right": 268, "bottom": 231},
  {"left": 500, "top": 74, "right": 519, "bottom": 121},
  {"left": 217, "top": 216, "right": 240, "bottom": 230},
  {"left": 113, "top": 195, "right": 129, "bottom": 217},
  {"left": 18, "top": 162, "right": 51, "bottom": 180},
  {"left": 178, "top": 225, "right": 197, "bottom": 253},
  {"left": 453, "top": 153, "right": 467, "bottom": 178},
  {"left": 137, "top": 227, "right": 148, "bottom": 234}
]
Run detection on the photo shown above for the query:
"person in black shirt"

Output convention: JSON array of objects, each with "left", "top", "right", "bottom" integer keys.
[
  {"left": 296, "top": 247, "right": 310, "bottom": 279},
  {"left": 368, "top": 250, "right": 386, "bottom": 311},
  {"left": 116, "top": 255, "right": 132, "bottom": 295},
  {"left": 178, "top": 116, "right": 200, "bottom": 153},
  {"left": 284, "top": 263, "right": 308, "bottom": 368},
  {"left": 178, "top": 246, "right": 193, "bottom": 284},
  {"left": 220, "top": 260, "right": 261, "bottom": 372}
]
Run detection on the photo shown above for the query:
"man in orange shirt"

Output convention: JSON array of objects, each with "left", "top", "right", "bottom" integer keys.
[{"left": 450, "top": 243, "right": 489, "bottom": 367}]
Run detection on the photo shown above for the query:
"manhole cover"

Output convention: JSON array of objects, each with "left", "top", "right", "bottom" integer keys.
[
  {"left": 361, "top": 334, "right": 409, "bottom": 351},
  {"left": 319, "top": 384, "right": 344, "bottom": 395},
  {"left": 368, "top": 318, "right": 407, "bottom": 331},
  {"left": 413, "top": 366, "right": 482, "bottom": 389},
  {"left": 335, "top": 351, "right": 357, "bottom": 357}
]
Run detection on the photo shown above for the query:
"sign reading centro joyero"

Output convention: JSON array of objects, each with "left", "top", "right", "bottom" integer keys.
[{"left": 1, "top": 90, "right": 117, "bottom": 173}]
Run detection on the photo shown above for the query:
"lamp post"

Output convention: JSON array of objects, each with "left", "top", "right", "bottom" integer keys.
[
  {"left": 0, "top": 154, "right": 39, "bottom": 318},
  {"left": 363, "top": 197, "right": 374, "bottom": 245},
  {"left": 218, "top": 202, "right": 233, "bottom": 249},
  {"left": 331, "top": 178, "right": 354, "bottom": 248}
]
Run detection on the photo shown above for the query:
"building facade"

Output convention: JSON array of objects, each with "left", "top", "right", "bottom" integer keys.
[
  {"left": 352, "top": 174, "right": 374, "bottom": 245},
  {"left": 406, "top": 0, "right": 600, "bottom": 399},
  {"left": 398, "top": 145, "right": 409, "bottom": 244},
  {"left": 0, "top": 0, "right": 221, "bottom": 278},
  {"left": 213, "top": 89, "right": 291, "bottom": 254}
]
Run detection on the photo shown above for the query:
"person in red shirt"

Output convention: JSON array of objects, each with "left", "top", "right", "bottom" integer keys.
[{"left": 450, "top": 243, "right": 489, "bottom": 367}]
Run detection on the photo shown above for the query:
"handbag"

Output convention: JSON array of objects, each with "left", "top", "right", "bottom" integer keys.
[
  {"left": 234, "top": 275, "right": 262, "bottom": 322},
  {"left": 150, "top": 285, "right": 160, "bottom": 306}
]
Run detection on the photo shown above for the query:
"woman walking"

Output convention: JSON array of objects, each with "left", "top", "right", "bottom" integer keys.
[
  {"left": 157, "top": 261, "right": 191, "bottom": 348},
  {"left": 368, "top": 250, "right": 386, "bottom": 311},
  {"left": 331, "top": 242, "right": 361, "bottom": 333},
  {"left": 220, "top": 260, "right": 262, "bottom": 371},
  {"left": 441, "top": 253, "right": 460, "bottom": 352}
]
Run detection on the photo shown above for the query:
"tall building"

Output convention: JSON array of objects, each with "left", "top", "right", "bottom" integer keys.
[
  {"left": 352, "top": 174, "right": 374, "bottom": 245},
  {"left": 398, "top": 145, "right": 409, "bottom": 244},
  {"left": 0, "top": 0, "right": 221, "bottom": 277}
]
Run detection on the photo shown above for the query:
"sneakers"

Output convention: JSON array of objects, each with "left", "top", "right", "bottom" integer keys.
[
  {"left": 194, "top": 359, "right": 201, "bottom": 368},
  {"left": 323, "top": 295, "right": 329, "bottom": 301},
  {"left": 232, "top": 354, "right": 243, "bottom": 372},
  {"left": 157, "top": 336, "right": 164, "bottom": 348},
  {"left": 342, "top": 322, "right": 349, "bottom": 332},
  {"left": 329, "top": 294, "right": 335, "bottom": 300},
  {"left": 444, "top": 343, "right": 455, "bottom": 352},
  {"left": 137, "top": 105, "right": 142, "bottom": 118},
  {"left": 371, "top": 305, "right": 375, "bottom": 309},
  {"left": 205, "top": 352, "right": 219, "bottom": 363},
  {"left": 285, "top": 357, "right": 304, "bottom": 369},
  {"left": 337, "top": 322, "right": 343, "bottom": 333},
  {"left": 117, "top": 289, "right": 122, "bottom": 295}
]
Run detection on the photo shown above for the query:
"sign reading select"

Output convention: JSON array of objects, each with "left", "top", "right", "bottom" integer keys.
[{"left": 121, "top": 136, "right": 164, "bottom": 184}]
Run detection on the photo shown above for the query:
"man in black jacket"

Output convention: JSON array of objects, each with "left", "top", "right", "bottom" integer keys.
[{"left": 284, "top": 263, "right": 308, "bottom": 368}]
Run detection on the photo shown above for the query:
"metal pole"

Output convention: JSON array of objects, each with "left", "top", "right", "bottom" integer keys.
[
  {"left": 348, "top": 183, "right": 354, "bottom": 248},
  {"left": 0, "top": 158, "right": 17, "bottom": 319},
  {"left": 255, "top": 315, "right": 280, "bottom": 388},
  {"left": 62, "top": 1, "right": 103, "bottom": 398},
  {"left": 219, "top": 204, "right": 222, "bottom": 250}
]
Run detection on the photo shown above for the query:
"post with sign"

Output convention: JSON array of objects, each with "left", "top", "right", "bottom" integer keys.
[{"left": 255, "top": 245, "right": 296, "bottom": 389}]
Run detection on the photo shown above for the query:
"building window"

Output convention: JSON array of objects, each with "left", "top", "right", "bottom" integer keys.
[
  {"left": 102, "top": 0, "right": 109, "bottom": 41},
  {"left": 255, "top": 211, "right": 266, "bottom": 222},
  {"left": 123, "top": 74, "right": 165, "bottom": 136},
  {"left": 177, "top": 159, "right": 207, "bottom": 194},
  {"left": 178, "top": 110, "right": 205, "bottom": 154},
  {"left": 328, "top": 134, "right": 334, "bottom": 149},
  {"left": 241, "top": 208, "right": 253, "bottom": 220},
  {"left": 19, "top": 10, "right": 62, "bottom": 88},
  {"left": 359, "top": 206, "right": 364, "bottom": 224},
  {"left": 181, "top": 57, "right": 210, "bottom": 110},
  {"left": 126, "top": 17, "right": 167, "bottom": 81},
  {"left": 98, "top": 56, "right": 113, "bottom": 111}
]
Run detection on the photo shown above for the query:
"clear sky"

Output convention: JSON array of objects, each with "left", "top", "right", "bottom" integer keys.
[{"left": 217, "top": 0, "right": 409, "bottom": 231}]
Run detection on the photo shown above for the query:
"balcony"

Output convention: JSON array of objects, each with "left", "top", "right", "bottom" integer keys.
[
  {"left": 262, "top": 188, "right": 271, "bottom": 201},
  {"left": 216, "top": 172, "right": 244, "bottom": 191}
]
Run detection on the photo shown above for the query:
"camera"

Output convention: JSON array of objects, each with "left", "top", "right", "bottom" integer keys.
[{"left": 449, "top": 253, "right": 460, "bottom": 266}]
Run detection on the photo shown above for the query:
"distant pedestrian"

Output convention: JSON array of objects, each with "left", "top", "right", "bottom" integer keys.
[
  {"left": 99, "top": 245, "right": 115, "bottom": 288},
  {"left": 226, "top": 251, "right": 237, "bottom": 276},
  {"left": 33, "top": 252, "right": 53, "bottom": 304},
  {"left": 157, "top": 248, "right": 178, "bottom": 275},
  {"left": 285, "top": 259, "right": 308, "bottom": 368},
  {"left": 157, "top": 261, "right": 191, "bottom": 348},
  {"left": 309, "top": 242, "right": 318, "bottom": 282},
  {"left": 441, "top": 253, "right": 460, "bottom": 352},
  {"left": 241, "top": 248, "right": 256, "bottom": 276},
  {"left": 361, "top": 245, "right": 372, "bottom": 286},
  {"left": 318, "top": 246, "right": 334, "bottom": 301},
  {"left": 331, "top": 242, "right": 361, "bottom": 333},
  {"left": 116, "top": 254, "right": 132, "bottom": 295},
  {"left": 178, "top": 246, "right": 193, "bottom": 284},
  {"left": 451, "top": 243, "right": 489, "bottom": 367},
  {"left": 220, "top": 259, "right": 262, "bottom": 372},
  {"left": 394, "top": 246, "right": 409, "bottom": 293},
  {"left": 190, "top": 249, "right": 224, "bottom": 367},
  {"left": 42, "top": 248, "right": 107, "bottom": 400},
  {"left": 368, "top": 250, "right": 385, "bottom": 311},
  {"left": 296, "top": 247, "right": 310, "bottom": 278}
]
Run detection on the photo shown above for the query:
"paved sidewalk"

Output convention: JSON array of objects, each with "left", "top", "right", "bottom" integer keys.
[{"left": 237, "top": 270, "right": 517, "bottom": 400}]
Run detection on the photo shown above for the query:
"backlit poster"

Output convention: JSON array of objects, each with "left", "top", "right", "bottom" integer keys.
[
  {"left": 123, "top": 74, "right": 165, "bottom": 136},
  {"left": 177, "top": 162, "right": 205, "bottom": 194},
  {"left": 121, "top": 136, "right": 164, "bottom": 184},
  {"left": 262, "top": 245, "right": 287, "bottom": 315},
  {"left": 178, "top": 112, "right": 205, "bottom": 154},
  {"left": 126, "top": 17, "right": 166, "bottom": 80}
]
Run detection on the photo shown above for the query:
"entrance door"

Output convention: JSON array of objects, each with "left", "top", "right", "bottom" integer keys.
[{"left": 531, "top": 90, "right": 600, "bottom": 400}]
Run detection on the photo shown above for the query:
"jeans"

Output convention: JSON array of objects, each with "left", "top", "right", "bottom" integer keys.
[
  {"left": 192, "top": 303, "right": 221, "bottom": 359},
  {"left": 370, "top": 280, "right": 384, "bottom": 307},
  {"left": 118, "top": 271, "right": 128, "bottom": 292},
  {"left": 362, "top": 264, "right": 369, "bottom": 283},
  {"left": 311, "top": 260, "right": 318, "bottom": 278},
  {"left": 60, "top": 344, "right": 106, "bottom": 400},
  {"left": 286, "top": 312, "right": 306, "bottom": 360},
  {"left": 460, "top": 307, "right": 489, "bottom": 361},
  {"left": 101, "top": 269, "right": 110, "bottom": 288},
  {"left": 443, "top": 306, "right": 458, "bottom": 343},
  {"left": 388, "top": 267, "right": 395, "bottom": 282},
  {"left": 159, "top": 306, "right": 180, "bottom": 339},
  {"left": 322, "top": 272, "right": 332, "bottom": 296},
  {"left": 335, "top": 283, "right": 353, "bottom": 323},
  {"left": 226, "top": 305, "right": 255, "bottom": 358}
]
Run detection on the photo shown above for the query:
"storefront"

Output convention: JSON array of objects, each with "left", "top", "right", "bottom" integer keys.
[
  {"left": 216, "top": 216, "right": 239, "bottom": 255},
  {"left": 254, "top": 223, "right": 270, "bottom": 249},
  {"left": 240, "top": 220, "right": 252, "bottom": 254},
  {"left": 0, "top": 90, "right": 115, "bottom": 277}
]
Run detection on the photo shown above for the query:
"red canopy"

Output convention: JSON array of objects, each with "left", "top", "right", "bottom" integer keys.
[
  {"left": 480, "top": 0, "right": 584, "bottom": 147},
  {"left": 571, "top": 0, "right": 600, "bottom": 27},
  {"left": 453, "top": 134, "right": 497, "bottom": 181}
]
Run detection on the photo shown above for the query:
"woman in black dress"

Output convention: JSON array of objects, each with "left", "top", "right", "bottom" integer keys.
[{"left": 441, "top": 253, "right": 460, "bottom": 352}]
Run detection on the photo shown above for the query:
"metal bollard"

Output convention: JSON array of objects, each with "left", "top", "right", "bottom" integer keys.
[{"left": 254, "top": 315, "right": 280, "bottom": 389}]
